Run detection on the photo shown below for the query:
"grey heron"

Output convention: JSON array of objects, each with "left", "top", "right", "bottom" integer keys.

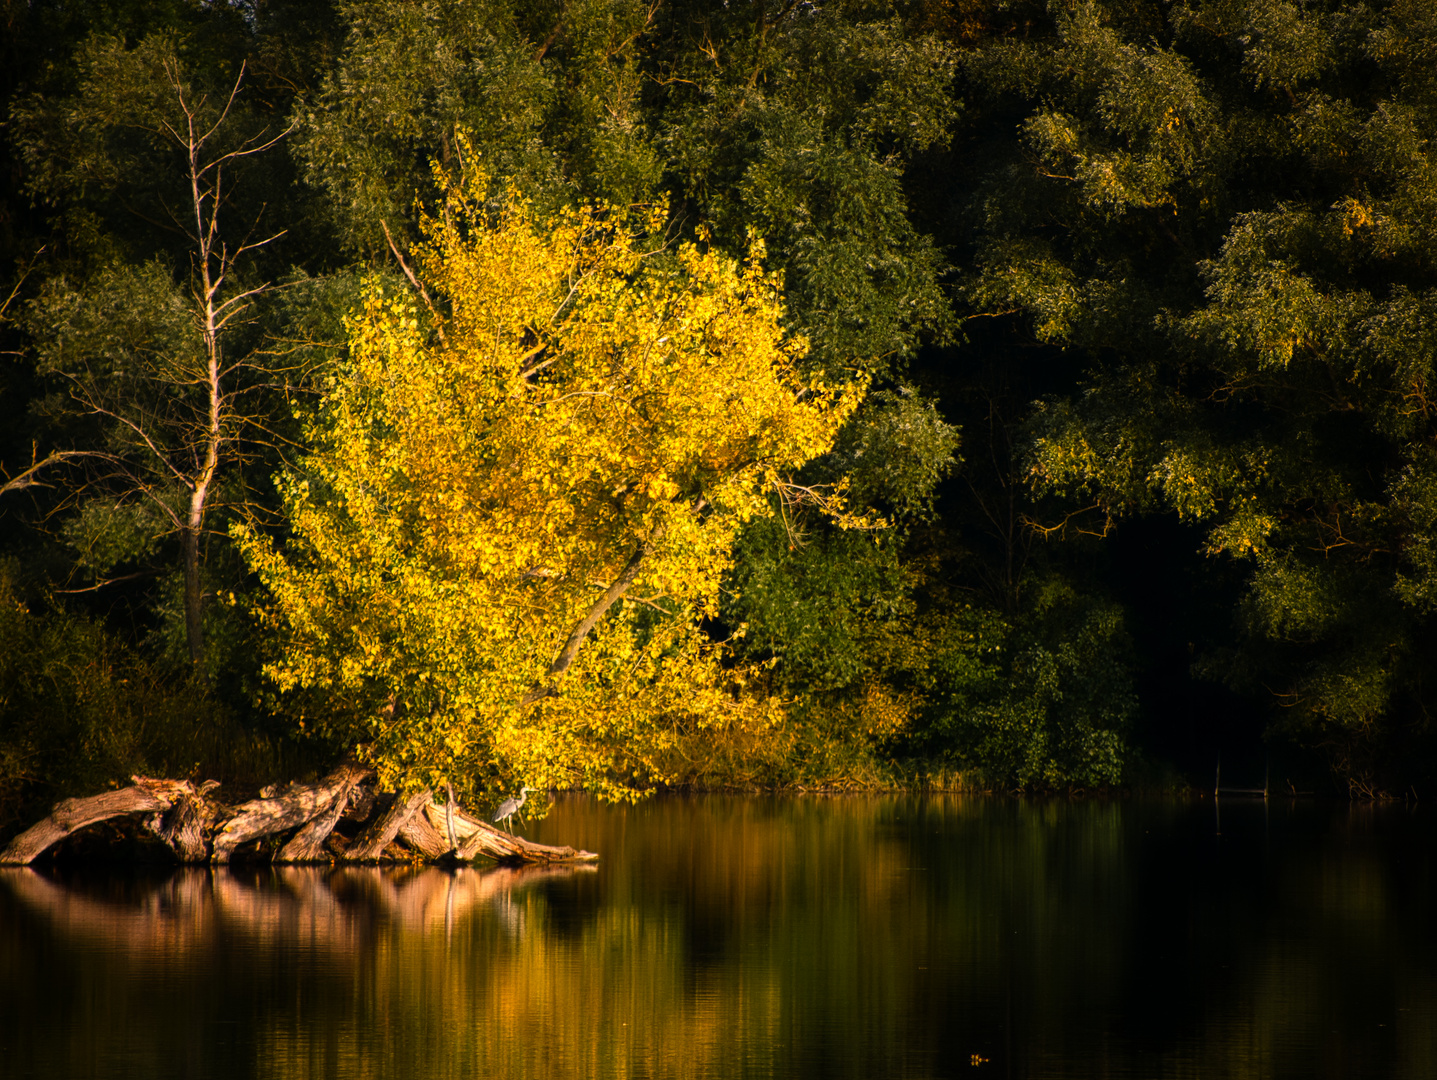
[{"left": 492, "top": 786, "right": 535, "bottom": 832}]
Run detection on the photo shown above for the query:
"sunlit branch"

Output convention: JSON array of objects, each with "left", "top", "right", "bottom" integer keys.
[{"left": 380, "top": 219, "right": 448, "bottom": 345}]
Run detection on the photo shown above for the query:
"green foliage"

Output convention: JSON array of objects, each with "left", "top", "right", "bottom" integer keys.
[
  {"left": 717, "top": 379, "right": 961, "bottom": 787},
  {"left": 12, "top": 25, "right": 288, "bottom": 269},
  {"left": 728, "top": 518, "right": 918, "bottom": 695},
  {"left": 10, "top": 21, "right": 316, "bottom": 671},
  {"left": 658, "top": 1, "right": 956, "bottom": 367},
  {"left": 294, "top": 0, "right": 958, "bottom": 369},
  {"left": 0, "top": 563, "right": 278, "bottom": 828},
  {"left": 28, "top": 259, "right": 202, "bottom": 407},
  {"left": 917, "top": 580, "right": 1136, "bottom": 789},
  {"left": 959, "top": 0, "right": 1437, "bottom": 788},
  {"left": 14, "top": 0, "right": 1437, "bottom": 798},
  {"left": 60, "top": 499, "right": 163, "bottom": 578},
  {"left": 822, "top": 386, "right": 963, "bottom": 515},
  {"left": 293, "top": 0, "right": 565, "bottom": 251}
]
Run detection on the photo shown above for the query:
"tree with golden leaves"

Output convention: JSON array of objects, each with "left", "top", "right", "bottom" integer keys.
[{"left": 236, "top": 177, "right": 862, "bottom": 800}]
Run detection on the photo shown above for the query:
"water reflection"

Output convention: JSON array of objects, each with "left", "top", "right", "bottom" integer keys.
[
  {"left": 3, "top": 861, "right": 588, "bottom": 951},
  {"left": 1, "top": 796, "right": 1435, "bottom": 1079}
]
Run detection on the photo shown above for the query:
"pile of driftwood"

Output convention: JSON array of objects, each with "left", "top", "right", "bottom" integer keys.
[{"left": 0, "top": 764, "right": 596, "bottom": 866}]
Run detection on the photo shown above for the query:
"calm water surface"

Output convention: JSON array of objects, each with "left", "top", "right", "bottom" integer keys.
[{"left": 1, "top": 796, "right": 1434, "bottom": 1079}]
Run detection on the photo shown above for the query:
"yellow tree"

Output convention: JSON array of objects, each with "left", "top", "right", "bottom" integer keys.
[{"left": 236, "top": 177, "right": 862, "bottom": 799}]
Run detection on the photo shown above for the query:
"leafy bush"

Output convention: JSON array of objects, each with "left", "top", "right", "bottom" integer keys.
[
  {"left": 0, "top": 565, "right": 285, "bottom": 829},
  {"left": 914, "top": 579, "right": 1136, "bottom": 790}
]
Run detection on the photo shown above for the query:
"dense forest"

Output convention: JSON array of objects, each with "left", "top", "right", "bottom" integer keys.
[{"left": 3, "top": 0, "right": 1436, "bottom": 831}]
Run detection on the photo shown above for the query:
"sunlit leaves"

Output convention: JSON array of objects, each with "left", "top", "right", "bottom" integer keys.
[{"left": 238, "top": 179, "right": 857, "bottom": 798}]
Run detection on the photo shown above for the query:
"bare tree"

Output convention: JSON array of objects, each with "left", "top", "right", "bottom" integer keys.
[
  {"left": 162, "top": 60, "right": 289, "bottom": 662},
  {"left": 20, "top": 56, "right": 296, "bottom": 664}
]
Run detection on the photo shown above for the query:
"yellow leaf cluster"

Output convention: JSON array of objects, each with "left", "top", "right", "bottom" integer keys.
[{"left": 237, "top": 177, "right": 860, "bottom": 799}]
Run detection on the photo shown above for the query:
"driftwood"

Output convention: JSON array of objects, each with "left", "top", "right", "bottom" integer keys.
[
  {"left": 145, "top": 781, "right": 221, "bottom": 862},
  {"left": 278, "top": 767, "right": 367, "bottom": 862},
  {"left": 427, "top": 802, "right": 598, "bottom": 864},
  {"left": 398, "top": 805, "right": 452, "bottom": 859},
  {"left": 0, "top": 770, "right": 598, "bottom": 867},
  {"left": 212, "top": 764, "right": 372, "bottom": 863},
  {"left": 1, "top": 778, "right": 200, "bottom": 865},
  {"left": 348, "top": 790, "right": 432, "bottom": 861}
]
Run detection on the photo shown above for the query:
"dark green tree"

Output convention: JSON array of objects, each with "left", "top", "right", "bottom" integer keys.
[{"left": 953, "top": 0, "right": 1437, "bottom": 791}]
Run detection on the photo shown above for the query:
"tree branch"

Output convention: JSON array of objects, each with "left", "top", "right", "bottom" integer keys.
[
  {"left": 0, "top": 448, "right": 113, "bottom": 498},
  {"left": 519, "top": 520, "right": 674, "bottom": 707},
  {"left": 546, "top": 541, "right": 651, "bottom": 677},
  {"left": 381, "top": 220, "right": 448, "bottom": 345}
]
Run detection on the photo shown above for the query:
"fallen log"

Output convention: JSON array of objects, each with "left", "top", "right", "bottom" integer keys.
[
  {"left": 279, "top": 767, "right": 367, "bottom": 862},
  {"left": 348, "top": 790, "right": 432, "bottom": 862},
  {"left": 425, "top": 801, "right": 598, "bottom": 864},
  {"left": 397, "top": 804, "right": 452, "bottom": 859},
  {"left": 0, "top": 772, "right": 597, "bottom": 866},
  {"left": 145, "top": 781, "right": 221, "bottom": 863},
  {"left": 212, "top": 763, "right": 371, "bottom": 863},
  {"left": 1, "top": 778, "right": 199, "bottom": 865}
]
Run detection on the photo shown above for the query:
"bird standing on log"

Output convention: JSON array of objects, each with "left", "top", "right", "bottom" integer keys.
[{"left": 492, "top": 786, "right": 534, "bottom": 832}]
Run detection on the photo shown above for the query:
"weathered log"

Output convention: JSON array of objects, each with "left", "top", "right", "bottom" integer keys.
[
  {"left": 2, "top": 770, "right": 596, "bottom": 866},
  {"left": 0, "top": 778, "right": 198, "bottom": 865},
  {"left": 347, "top": 789, "right": 431, "bottom": 861},
  {"left": 211, "top": 763, "right": 371, "bottom": 863},
  {"left": 397, "top": 807, "right": 451, "bottom": 859},
  {"left": 424, "top": 802, "right": 597, "bottom": 864},
  {"left": 343, "top": 784, "right": 379, "bottom": 823},
  {"left": 148, "top": 781, "right": 221, "bottom": 863},
  {"left": 278, "top": 768, "right": 365, "bottom": 862}
]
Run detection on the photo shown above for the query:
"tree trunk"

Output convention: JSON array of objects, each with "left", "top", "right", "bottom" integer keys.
[
  {"left": 181, "top": 521, "right": 205, "bottom": 666},
  {"left": 1, "top": 779, "right": 198, "bottom": 865},
  {"left": 278, "top": 769, "right": 364, "bottom": 862},
  {"left": 347, "top": 790, "right": 431, "bottom": 861},
  {"left": 519, "top": 525, "right": 669, "bottom": 708},
  {"left": 147, "top": 782, "right": 219, "bottom": 863},
  {"left": 211, "top": 763, "right": 370, "bottom": 863},
  {"left": 545, "top": 537, "right": 653, "bottom": 679},
  {"left": 397, "top": 807, "right": 453, "bottom": 859}
]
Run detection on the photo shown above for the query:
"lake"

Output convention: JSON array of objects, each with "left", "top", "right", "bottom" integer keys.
[{"left": 1, "top": 795, "right": 1433, "bottom": 1079}]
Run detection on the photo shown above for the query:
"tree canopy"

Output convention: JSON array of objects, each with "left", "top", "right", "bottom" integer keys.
[
  {"left": 6, "top": 0, "right": 1437, "bottom": 812},
  {"left": 237, "top": 175, "right": 860, "bottom": 798}
]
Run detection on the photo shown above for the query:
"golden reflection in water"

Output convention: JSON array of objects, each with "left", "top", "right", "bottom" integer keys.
[
  {"left": 0, "top": 796, "right": 1126, "bottom": 1080},
  {"left": 3, "top": 862, "right": 587, "bottom": 953},
  {"left": 3, "top": 862, "right": 780, "bottom": 1080},
  {"left": 2, "top": 797, "right": 1436, "bottom": 1080}
]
